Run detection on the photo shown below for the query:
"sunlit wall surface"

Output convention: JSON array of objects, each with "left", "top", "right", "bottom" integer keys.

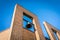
[{"left": 0, "top": 0, "right": 60, "bottom": 38}]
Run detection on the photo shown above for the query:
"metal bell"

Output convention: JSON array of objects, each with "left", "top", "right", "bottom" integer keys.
[{"left": 26, "top": 22, "right": 32, "bottom": 28}]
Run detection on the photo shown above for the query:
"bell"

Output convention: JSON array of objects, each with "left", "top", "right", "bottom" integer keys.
[{"left": 26, "top": 22, "right": 32, "bottom": 28}]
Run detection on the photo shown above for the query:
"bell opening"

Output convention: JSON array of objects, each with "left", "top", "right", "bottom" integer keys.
[{"left": 23, "top": 12, "right": 35, "bottom": 32}]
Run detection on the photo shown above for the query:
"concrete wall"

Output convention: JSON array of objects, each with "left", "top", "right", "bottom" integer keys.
[
  {"left": 43, "top": 21, "right": 60, "bottom": 40},
  {"left": 10, "top": 4, "right": 45, "bottom": 40},
  {"left": 0, "top": 4, "right": 45, "bottom": 40},
  {"left": 10, "top": 4, "right": 37, "bottom": 40},
  {"left": 0, "top": 29, "right": 11, "bottom": 40}
]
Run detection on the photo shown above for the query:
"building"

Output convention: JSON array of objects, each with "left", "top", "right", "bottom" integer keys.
[{"left": 0, "top": 4, "right": 60, "bottom": 40}]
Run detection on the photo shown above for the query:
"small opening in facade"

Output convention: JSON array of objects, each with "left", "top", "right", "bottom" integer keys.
[{"left": 23, "top": 12, "right": 35, "bottom": 32}]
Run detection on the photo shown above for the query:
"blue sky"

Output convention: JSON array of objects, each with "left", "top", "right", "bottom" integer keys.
[{"left": 0, "top": 0, "right": 60, "bottom": 38}]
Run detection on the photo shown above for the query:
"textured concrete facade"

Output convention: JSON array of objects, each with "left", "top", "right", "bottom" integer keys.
[
  {"left": 0, "top": 4, "right": 45, "bottom": 40},
  {"left": 0, "top": 4, "right": 60, "bottom": 40},
  {"left": 43, "top": 21, "right": 60, "bottom": 40},
  {"left": 0, "top": 29, "right": 11, "bottom": 40},
  {"left": 10, "top": 4, "right": 45, "bottom": 40}
]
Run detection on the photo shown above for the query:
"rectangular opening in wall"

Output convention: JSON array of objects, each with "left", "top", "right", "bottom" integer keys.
[
  {"left": 54, "top": 32, "right": 58, "bottom": 40},
  {"left": 23, "top": 12, "right": 35, "bottom": 32}
]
